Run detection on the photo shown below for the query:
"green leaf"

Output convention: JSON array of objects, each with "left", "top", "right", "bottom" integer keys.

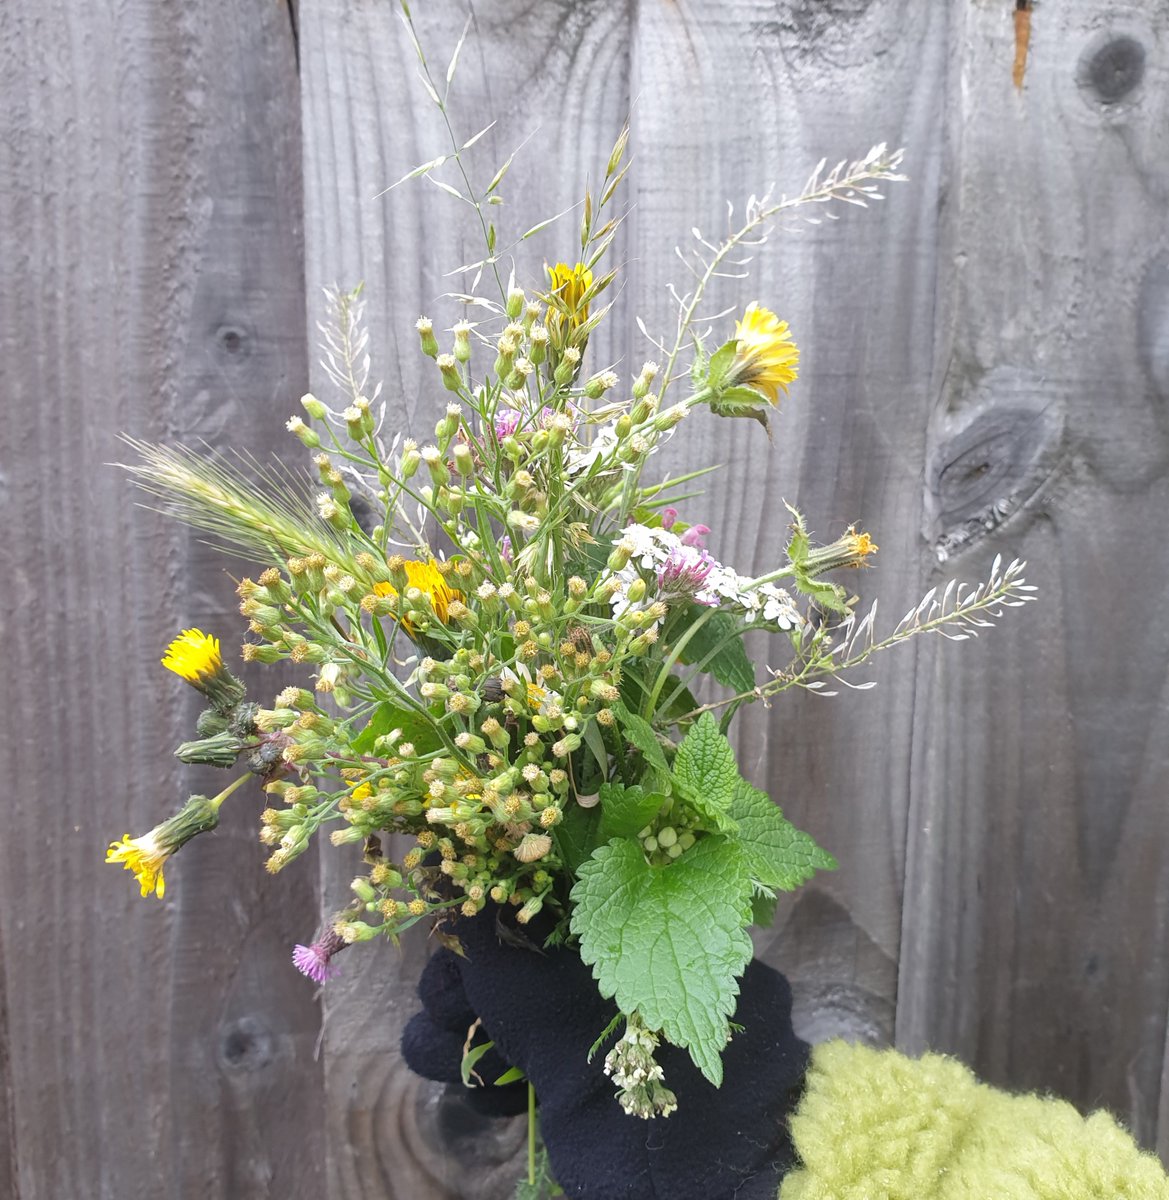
[
  {"left": 570, "top": 837, "right": 754, "bottom": 1085},
  {"left": 792, "top": 570, "right": 850, "bottom": 614},
  {"left": 555, "top": 801, "right": 602, "bottom": 878},
  {"left": 597, "top": 782, "right": 666, "bottom": 842},
  {"left": 494, "top": 1066, "right": 525, "bottom": 1085},
  {"left": 351, "top": 702, "right": 440, "bottom": 756},
  {"left": 461, "top": 1038, "right": 496, "bottom": 1087},
  {"left": 730, "top": 779, "right": 837, "bottom": 891},
  {"left": 704, "top": 339, "right": 738, "bottom": 390},
  {"left": 709, "top": 385, "right": 772, "bottom": 426},
  {"left": 750, "top": 889, "right": 779, "bottom": 928},
  {"left": 676, "top": 607, "right": 756, "bottom": 694},
  {"left": 672, "top": 712, "right": 739, "bottom": 834},
  {"left": 612, "top": 702, "right": 669, "bottom": 776}
]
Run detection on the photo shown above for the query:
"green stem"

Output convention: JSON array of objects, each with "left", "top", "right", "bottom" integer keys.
[
  {"left": 641, "top": 605, "right": 718, "bottom": 719},
  {"left": 528, "top": 1083, "right": 537, "bottom": 1186}
]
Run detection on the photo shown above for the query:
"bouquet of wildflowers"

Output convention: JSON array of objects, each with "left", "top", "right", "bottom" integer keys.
[{"left": 108, "top": 8, "right": 1034, "bottom": 1130}]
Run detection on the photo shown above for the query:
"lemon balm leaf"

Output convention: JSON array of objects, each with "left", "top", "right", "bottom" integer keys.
[
  {"left": 570, "top": 837, "right": 754, "bottom": 1086},
  {"left": 672, "top": 712, "right": 739, "bottom": 834}
]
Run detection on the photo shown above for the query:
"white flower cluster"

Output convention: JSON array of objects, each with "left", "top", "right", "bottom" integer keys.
[
  {"left": 610, "top": 524, "right": 802, "bottom": 630},
  {"left": 603, "top": 1013, "right": 679, "bottom": 1120}
]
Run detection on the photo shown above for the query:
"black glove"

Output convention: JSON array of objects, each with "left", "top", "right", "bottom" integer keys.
[{"left": 402, "top": 906, "right": 809, "bottom": 1199}]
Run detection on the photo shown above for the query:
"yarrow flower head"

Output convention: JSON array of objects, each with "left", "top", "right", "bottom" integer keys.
[
  {"left": 162, "top": 628, "right": 246, "bottom": 712},
  {"left": 292, "top": 928, "right": 347, "bottom": 984}
]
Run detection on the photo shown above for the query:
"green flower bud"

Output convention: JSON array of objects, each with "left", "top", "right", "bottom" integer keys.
[
  {"left": 416, "top": 317, "right": 439, "bottom": 358},
  {"left": 301, "top": 392, "right": 327, "bottom": 420}
]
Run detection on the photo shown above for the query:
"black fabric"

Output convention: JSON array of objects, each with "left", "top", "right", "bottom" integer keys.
[{"left": 400, "top": 906, "right": 809, "bottom": 1199}]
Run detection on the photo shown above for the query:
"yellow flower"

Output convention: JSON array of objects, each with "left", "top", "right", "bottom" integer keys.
[
  {"left": 161, "top": 627, "right": 246, "bottom": 712},
  {"left": 105, "top": 789, "right": 233, "bottom": 899},
  {"left": 107, "top": 829, "right": 171, "bottom": 898},
  {"left": 547, "top": 261, "right": 593, "bottom": 325},
  {"left": 162, "top": 628, "right": 222, "bottom": 685},
  {"left": 373, "top": 559, "right": 462, "bottom": 633},
  {"left": 729, "top": 303, "right": 799, "bottom": 404}
]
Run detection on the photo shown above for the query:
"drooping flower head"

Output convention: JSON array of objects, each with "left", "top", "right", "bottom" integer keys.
[
  {"left": 161, "top": 628, "right": 247, "bottom": 712},
  {"left": 106, "top": 793, "right": 222, "bottom": 899},
  {"left": 292, "top": 928, "right": 347, "bottom": 984},
  {"left": 728, "top": 303, "right": 799, "bottom": 404}
]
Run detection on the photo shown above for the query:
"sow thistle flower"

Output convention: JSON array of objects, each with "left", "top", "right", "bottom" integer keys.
[
  {"left": 697, "top": 302, "right": 800, "bottom": 429},
  {"left": 161, "top": 627, "right": 246, "bottom": 712},
  {"left": 544, "top": 261, "right": 593, "bottom": 369},
  {"left": 106, "top": 776, "right": 247, "bottom": 898}
]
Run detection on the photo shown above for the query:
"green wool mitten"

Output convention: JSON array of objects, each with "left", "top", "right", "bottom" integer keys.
[{"left": 781, "top": 1041, "right": 1169, "bottom": 1199}]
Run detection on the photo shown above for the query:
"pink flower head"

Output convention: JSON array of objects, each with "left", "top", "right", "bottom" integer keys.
[
  {"left": 679, "top": 524, "right": 710, "bottom": 550},
  {"left": 494, "top": 409, "right": 522, "bottom": 440},
  {"left": 657, "top": 545, "right": 716, "bottom": 602},
  {"left": 499, "top": 535, "right": 513, "bottom": 564},
  {"left": 292, "top": 929, "right": 346, "bottom": 984},
  {"left": 660, "top": 508, "right": 678, "bottom": 530}
]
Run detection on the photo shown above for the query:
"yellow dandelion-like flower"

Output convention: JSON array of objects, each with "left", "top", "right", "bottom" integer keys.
[
  {"left": 373, "top": 559, "right": 462, "bottom": 634},
  {"left": 729, "top": 303, "right": 799, "bottom": 404},
  {"left": 161, "top": 627, "right": 246, "bottom": 711},
  {"left": 162, "top": 628, "right": 222, "bottom": 684},
  {"left": 106, "top": 830, "right": 171, "bottom": 898},
  {"left": 547, "top": 261, "right": 593, "bottom": 326},
  {"left": 106, "top": 779, "right": 246, "bottom": 900}
]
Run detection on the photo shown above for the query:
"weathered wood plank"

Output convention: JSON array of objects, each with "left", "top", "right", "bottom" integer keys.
[
  {"left": 0, "top": 1, "right": 318, "bottom": 1196},
  {"left": 897, "top": 0, "right": 1169, "bottom": 1154},
  {"left": 628, "top": 0, "right": 953, "bottom": 1049},
  {"left": 298, "top": 3, "right": 635, "bottom": 1195}
]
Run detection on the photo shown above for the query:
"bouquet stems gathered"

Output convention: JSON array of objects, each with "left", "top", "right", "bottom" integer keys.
[{"left": 107, "top": 2, "right": 1034, "bottom": 1143}]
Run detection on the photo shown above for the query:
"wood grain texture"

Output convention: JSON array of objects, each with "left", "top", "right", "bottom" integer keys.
[
  {"left": 898, "top": 0, "right": 1169, "bottom": 1155},
  {"left": 0, "top": 1, "right": 319, "bottom": 1196}
]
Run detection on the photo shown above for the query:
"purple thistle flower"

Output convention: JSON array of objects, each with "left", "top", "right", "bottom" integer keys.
[
  {"left": 679, "top": 524, "right": 710, "bottom": 550},
  {"left": 292, "top": 928, "right": 346, "bottom": 984},
  {"left": 657, "top": 546, "right": 716, "bottom": 602}
]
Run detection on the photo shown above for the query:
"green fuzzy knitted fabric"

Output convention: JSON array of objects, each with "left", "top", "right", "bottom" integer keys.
[{"left": 780, "top": 1041, "right": 1169, "bottom": 1200}]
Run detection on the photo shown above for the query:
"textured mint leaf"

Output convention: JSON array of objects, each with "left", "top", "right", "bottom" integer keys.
[
  {"left": 677, "top": 607, "right": 756, "bottom": 694},
  {"left": 730, "top": 779, "right": 837, "bottom": 891},
  {"left": 597, "top": 782, "right": 666, "bottom": 843},
  {"left": 570, "top": 837, "right": 754, "bottom": 1085},
  {"left": 612, "top": 702, "right": 670, "bottom": 776},
  {"left": 672, "top": 712, "right": 739, "bottom": 834}
]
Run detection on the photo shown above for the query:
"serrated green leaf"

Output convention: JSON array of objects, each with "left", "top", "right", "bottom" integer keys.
[
  {"left": 676, "top": 607, "right": 756, "bottom": 694},
  {"left": 597, "top": 782, "right": 666, "bottom": 842},
  {"left": 672, "top": 712, "right": 739, "bottom": 834},
  {"left": 704, "top": 340, "right": 738, "bottom": 390},
  {"left": 730, "top": 779, "right": 837, "bottom": 891},
  {"left": 570, "top": 837, "right": 754, "bottom": 1085},
  {"left": 611, "top": 702, "right": 669, "bottom": 776},
  {"left": 351, "top": 702, "right": 440, "bottom": 756}
]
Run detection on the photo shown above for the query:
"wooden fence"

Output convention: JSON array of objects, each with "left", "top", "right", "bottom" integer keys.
[{"left": 4, "top": 1, "right": 1169, "bottom": 1196}]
